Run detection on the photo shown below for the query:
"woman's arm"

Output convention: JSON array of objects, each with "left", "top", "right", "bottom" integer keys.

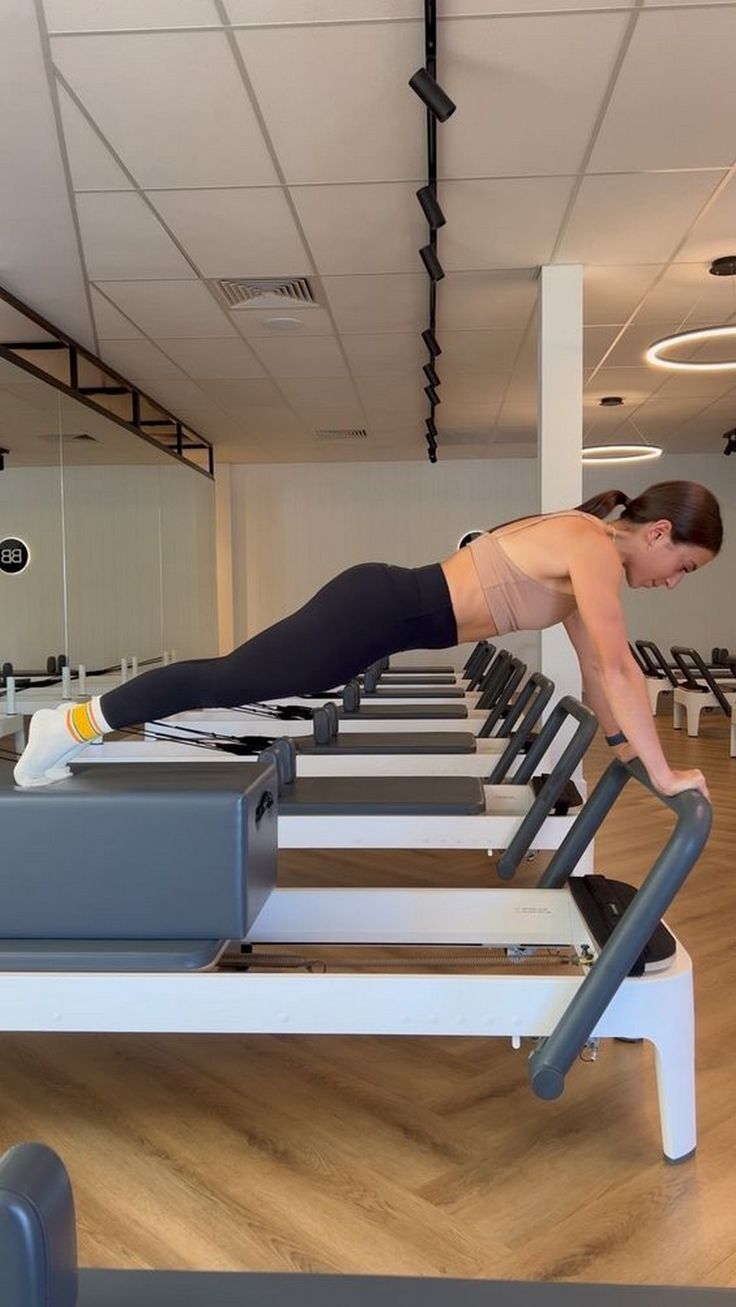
[{"left": 564, "top": 525, "right": 709, "bottom": 800}]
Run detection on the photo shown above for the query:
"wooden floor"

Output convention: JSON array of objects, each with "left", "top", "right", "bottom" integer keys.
[{"left": 1, "top": 712, "right": 735, "bottom": 1286}]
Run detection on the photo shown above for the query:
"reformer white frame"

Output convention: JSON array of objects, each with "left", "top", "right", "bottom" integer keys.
[{"left": 0, "top": 759, "right": 709, "bottom": 1163}]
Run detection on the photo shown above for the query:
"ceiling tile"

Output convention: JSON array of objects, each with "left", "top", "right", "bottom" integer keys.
[
  {"left": 154, "top": 337, "right": 266, "bottom": 379},
  {"left": 634, "top": 263, "right": 736, "bottom": 327},
  {"left": 44, "top": 0, "right": 219, "bottom": 29},
  {"left": 323, "top": 274, "right": 426, "bottom": 334},
  {"left": 584, "top": 325, "right": 622, "bottom": 370},
  {"left": 645, "top": 367, "right": 736, "bottom": 401},
  {"left": 51, "top": 32, "right": 278, "bottom": 187},
  {"left": 356, "top": 377, "right": 425, "bottom": 417},
  {"left": 443, "top": 0, "right": 631, "bottom": 10},
  {"left": 0, "top": 303, "right": 56, "bottom": 344},
  {"left": 89, "top": 287, "right": 143, "bottom": 338},
  {"left": 95, "top": 280, "right": 238, "bottom": 338},
  {"left": 235, "top": 23, "right": 424, "bottom": 184},
  {"left": 439, "top": 271, "right": 537, "bottom": 331},
  {"left": 599, "top": 321, "right": 684, "bottom": 370},
  {"left": 441, "top": 12, "right": 631, "bottom": 178},
  {"left": 439, "top": 330, "right": 524, "bottom": 376},
  {"left": 248, "top": 335, "right": 348, "bottom": 379},
  {"left": 675, "top": 176, "right": 736, "bottom": 267},
  {"left": 225, "top": 1, "right": 419, "bottom": 20},
  {"left": 97, "top": 338, "right": 187, "bottom": 381},
  {"left": 557, "top": 172, "right": 719, "bottom": 266},
  {"left": 57, "top": 84, "right": 131, "bottom": 190},
  {"left": 148, "top": 188, "right": 312, "bottom": 279},
  {"left": 584, "top": 265, "right": 662, "bottom": 325},
  {"left": 197, "top": 378, "right": 285, "bottom": 408},
  {"left": 76, "top": 192, "right": 195, "bottom": 280},
  {"left": 292, "top": 184, "right": 425, "bottom": 275},
  {"left": 278, "top": 377, "right": 363, "bottom": 420},
  {"left": 584, "top": 366, "right": 663, "bottom": 403},
  {"left": 588, "top": 8, "right": 736, "bottom": 171},
  {"left": 342, "top": 334, "right": 425, "bottom": 378},
  {"left": 440, "top": 178, "right": 573, "bottom": 271}
]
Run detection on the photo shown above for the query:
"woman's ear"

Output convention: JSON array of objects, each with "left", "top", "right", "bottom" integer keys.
[{"left": 650, "top": 518, "right": 673, "bottom": 545}]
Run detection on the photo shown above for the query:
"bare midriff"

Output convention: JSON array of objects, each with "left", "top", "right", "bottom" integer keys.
[{"left": 441, "top": 549, "right": 498, "bottom": 643}]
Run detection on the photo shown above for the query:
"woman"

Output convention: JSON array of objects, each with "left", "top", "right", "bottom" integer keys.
[{"left": 14, "top": 481, "right": 720, "bottom": 798}]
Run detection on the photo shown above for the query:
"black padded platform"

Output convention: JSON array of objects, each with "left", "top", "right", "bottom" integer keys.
[
  {"left": 295, "top": 731, "right": 477, "bottom": 755},
  {"left": 338, "top": 703, "right": 467, "bottom": 719},
  {"left": 0, "top": 762, "right": 276, "bottom": 944},
  {"left": 278, "top": 775, "right": 486, "bottom": 815},
  {"left": 76, "top": 1271, "right": 736, "bottom": 1306}
]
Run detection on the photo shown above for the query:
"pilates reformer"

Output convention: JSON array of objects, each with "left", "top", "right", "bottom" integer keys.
[
  {"left": 85, "top": 673, "right": 555, "bottom": 780},
  {"left": 271, "top": 646, "right": 524, "bottom": 708},
  {"left": 74, "top": 697, "right": 592, "bottom": 860},
  {"left": 669, "top": 646, "right": 736, "bottom": 738},
  {"left": 0, "top": 754, "right": 711, "bottom": 1161},
  {"left": 2, "top": 1144, "right": 734, "bottom": 1307},
  {"left": 634, "top": 639, "right": 736, "bottom": 716},
  {"left": 147, "top": 655, "right": 537, "bottom": 741}
]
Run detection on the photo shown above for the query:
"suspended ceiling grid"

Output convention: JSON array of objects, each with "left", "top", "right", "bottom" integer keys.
[{"left": 1, "top": 0, "right": 736, "bottom": 463}]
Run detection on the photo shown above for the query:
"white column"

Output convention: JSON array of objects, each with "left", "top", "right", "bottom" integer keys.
[
  {"left": 215, "top": 463, "right": 235, "bottom": 655},
  {"left": 538, "top": 265, "right": 583, "bottom": 706}
]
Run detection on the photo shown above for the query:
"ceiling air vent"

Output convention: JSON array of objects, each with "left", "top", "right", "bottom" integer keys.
[
  {"left": 315, "top": 428, "right": 368, "bottom": 442},
  {"left": 214, "top": 277, "right": 316, "bottom": 310}
]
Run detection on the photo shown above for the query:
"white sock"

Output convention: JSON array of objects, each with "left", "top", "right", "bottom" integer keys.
[{"left": 13, "top": 696, "right": 112, "bottom": 789}]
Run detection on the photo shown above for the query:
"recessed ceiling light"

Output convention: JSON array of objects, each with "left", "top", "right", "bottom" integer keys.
[
  {"left": 264, "top": 317, "right": 304, "bottom": 331},
  {"left": 599, "top": 396, "right": 624, "bottom": 407}
]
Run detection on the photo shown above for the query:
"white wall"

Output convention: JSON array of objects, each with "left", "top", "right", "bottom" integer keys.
[
  {"left": 227, "top": 451, "right": 733, "bottom": 674},
  {"left": 0, "top": 461, "right": 217, "bottom": 671},
  {"left": 229, "top": 458, "right": 539, "bottom": 668},
  {"left": 583, "top": 453, "right": 733, "bottom": 656}
]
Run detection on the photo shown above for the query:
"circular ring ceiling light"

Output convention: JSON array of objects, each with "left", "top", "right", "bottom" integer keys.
[
  {"left": 646, "top": 325, "right": 736, "bottom": 372},
  {"left": 582, "top": 444, "right": 663, "bottom": 465}
]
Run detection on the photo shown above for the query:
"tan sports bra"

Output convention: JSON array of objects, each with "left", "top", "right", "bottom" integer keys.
[{"left": 467, "top": 510, "right": 615, "bottom": 636}]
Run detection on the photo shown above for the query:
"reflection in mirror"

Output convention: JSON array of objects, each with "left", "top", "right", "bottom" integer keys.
[
  {"left": 0, "top": 287, "right": 218, "bottom": 702},
  {"left": 59, "top": 391, "right": 170, "bottom": 675},
  {"left": 59, "top": 391, "right": 217, "bottom": 675},
  {"left": 0, "top": 354, "right": 66, "bottom": 683}
]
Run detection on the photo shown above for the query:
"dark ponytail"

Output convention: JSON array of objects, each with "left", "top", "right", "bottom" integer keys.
[
  {"left": 577, "top": 481, "right": 723, "bottom": 554},
  {"left": 576, "top": 489, "right": 629, "bottom": 519}
]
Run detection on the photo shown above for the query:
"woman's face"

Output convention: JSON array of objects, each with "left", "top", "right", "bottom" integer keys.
[{"left": 623, "top": 520, "right": 715, "bottom": 590}]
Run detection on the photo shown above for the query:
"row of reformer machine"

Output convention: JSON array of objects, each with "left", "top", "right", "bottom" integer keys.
[
  {"left": 632, "top": 638, "right": 736, "bottom": 750},
  {"left": 0, "top": 641, "right": 711, "bottom": 1178}
]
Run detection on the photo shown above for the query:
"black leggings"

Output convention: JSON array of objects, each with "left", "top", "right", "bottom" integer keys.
[{"left": 99, "top": 562, "right": 458, "bottom": 730}]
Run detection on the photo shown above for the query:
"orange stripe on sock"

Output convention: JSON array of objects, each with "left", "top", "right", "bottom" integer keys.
[{"left": 68, "top": 703, "right": 101, "bottom": 743}]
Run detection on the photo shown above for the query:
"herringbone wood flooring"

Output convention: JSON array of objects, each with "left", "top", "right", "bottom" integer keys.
[{"left": 1, "top": 712, "right": 734, "bottom": 1285}]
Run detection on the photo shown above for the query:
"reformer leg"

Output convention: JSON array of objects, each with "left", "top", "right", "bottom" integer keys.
[
  {"left": 672, "top": 697, "right": 685, "bottom": 730},
  {"left": 647, "top": 963, "right": 696, "bottom": 1163}
]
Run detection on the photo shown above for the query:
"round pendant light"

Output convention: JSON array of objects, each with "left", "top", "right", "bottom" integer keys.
[
  {"left": 646, "top": 324, "right": 736, "bottom": 372},
  {"left": 582, "top": 444, "right": 663, "bottom": 465}
]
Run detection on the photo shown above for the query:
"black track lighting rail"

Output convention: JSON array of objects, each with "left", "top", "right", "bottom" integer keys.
[{"left": 409, "top": 0, "right": 455, "bottom": 464}]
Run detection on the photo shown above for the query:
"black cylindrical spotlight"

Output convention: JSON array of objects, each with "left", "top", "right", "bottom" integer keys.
[
  {"left": 424, "top": 385, "right": 440, "bottom": 405},
  {"left": 419, "top": 244, "right": 444, "bottom": 282},
  {"left": 422, "top": 329, "right": 442, "bottom": 357},
  {"left": 423, "top": 363, "right": 440, "bottom": 388},
  {"left": 416, "top": 185, "right": 446, "bottom": 230},
  {"left": 426, "top": 417, "right": 438, "bottom": 439},
  {"left": 409, "top": 68, "right": 456, "bottom": 122}
]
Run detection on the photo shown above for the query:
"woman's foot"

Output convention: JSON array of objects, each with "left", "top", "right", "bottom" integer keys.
[
  {"left": 13, "top": 698, "right": 110, "bottom": 788},
  {"left": 13, "top": 707, "right": 85, "bottom": 788}
]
